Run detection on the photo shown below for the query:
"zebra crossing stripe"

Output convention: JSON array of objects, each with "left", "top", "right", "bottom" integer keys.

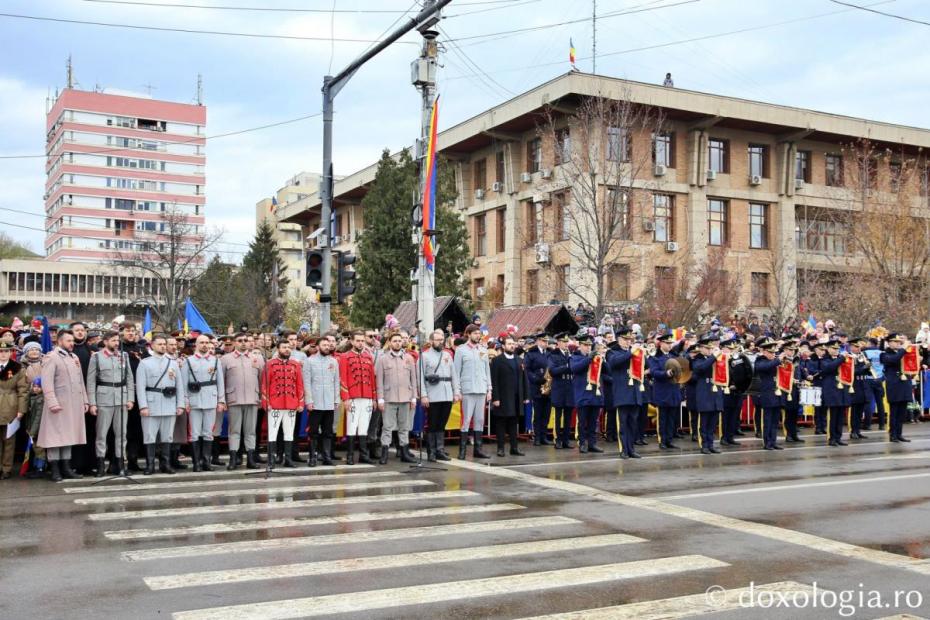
[
  {"left": 87, "top": 490, "right": 479, "bottom": 521},
  {"left": 59, "top": 463, "right": 372, "bottom": 483},
  {"left": 122, "top": 516, "right": 579, "bottom": 562},
  {"left": 74, "top": 479, "right": 433, "bottom": 505},
  {"left": 145, "top": 533, "right": 645, "bottom": 590},
  {"left": 65, "top": 470, "right": 400, "bottom": 494},
  {"left": 171, "top": 556, "right": 727, "bottom": 620},
  {"left": 521, "top": 581, "right": 819, "bottom": 619},
  {"left": 107, "top": 503, "right": 526, "bottom": 540}
]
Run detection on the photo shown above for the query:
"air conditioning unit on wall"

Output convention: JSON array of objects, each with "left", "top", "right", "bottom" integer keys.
[
  {"left": 665, "top": 241, "right": 679, "bottom": 252},
  {"left": 535, "top": 242, "right": 550, "bottom": 264},
  {"left": 749, "top": 174, "right": 762, "bottom": 185}
]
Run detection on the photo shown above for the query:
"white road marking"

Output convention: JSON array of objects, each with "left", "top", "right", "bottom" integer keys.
[
  {"left": 449, "top": 459, "right": 930, "bottom": 576},
  {"left": 861, "top": 454, "right": 930, "bottom": 461},
  {"left": 107, "top": 503, "right": 525, "bottom": 540},
  {"left": 874, "top": 615, "right": 930, "bottom": 620},
  {"left": 171, "top": 556, "right": 726, "bottom": 620},
  {"left": 656, "top": 472, "right": 930, "bottom": 501},
  {"left": 510, "top": 437, "right": 930, "bottom": 468},
  {"left": 65, "top": 470, "right": 401, "bottom": 493},
  {"left": 145, "top": 533, "right": 645, "bottom": 590},
  {"left": 74, "top": 479, "right": 432, "bottom": 505},
  {"left": 87, "top": 490, "right": 478, "bottom": 521},
  {"left": 521, "top": 580, "right": 820, "bottom": 619},
  {"left": 122, "top": 516, "right": 579, "bottom": 562},
  {"left": 59, "top": 463, "right": 372, "bottom": 483}
]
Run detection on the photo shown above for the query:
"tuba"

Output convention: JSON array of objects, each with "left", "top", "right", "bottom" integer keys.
[{"left": 540, "top": 368, "right": 553, "bottom": 396}]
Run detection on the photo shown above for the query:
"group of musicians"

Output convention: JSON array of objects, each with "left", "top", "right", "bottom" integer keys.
[{"left": 523, "top": 328, "right": 920, "bottom": 459}]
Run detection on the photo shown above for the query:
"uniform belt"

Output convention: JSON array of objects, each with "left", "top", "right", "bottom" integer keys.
[
  {"left": 146, "top": 387, "right": 171, "bottom": 394},
  {"left": 97, "top": 380, "right": 125, "bottom": 387},
  {"left": 190, "top": 380, "right": 217, "bottom": 387}
]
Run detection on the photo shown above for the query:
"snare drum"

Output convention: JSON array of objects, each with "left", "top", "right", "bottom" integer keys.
[{"left": 799, "top": 386, "right": 822, "bottom": 407}]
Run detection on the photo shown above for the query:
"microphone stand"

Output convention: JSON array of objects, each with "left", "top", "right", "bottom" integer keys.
[
  {"left": 93, "top": 340, "right": 140, "bottom": 485},
  {"left": 403, "top": 341, "right": 445, "bottom": 475}
]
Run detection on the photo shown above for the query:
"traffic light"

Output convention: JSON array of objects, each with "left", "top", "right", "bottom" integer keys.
[
  {"left": 336, "top": 251, "right": 357, "bottom": 304},
  {"left": 305, "top": 249, "right": 324, "bottom": 290}
]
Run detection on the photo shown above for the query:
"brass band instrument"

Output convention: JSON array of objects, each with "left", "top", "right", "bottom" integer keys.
[{"left": 540, "top": 368, "right": 552, "bottom": 396}]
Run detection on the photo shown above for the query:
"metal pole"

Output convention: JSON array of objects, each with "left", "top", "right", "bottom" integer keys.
[{"left": 316, "top": 0, "right": 452, "bottom": 334}]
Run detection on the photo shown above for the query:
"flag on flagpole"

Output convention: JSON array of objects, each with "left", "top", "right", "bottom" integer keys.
[
  {"left": 569, "top": 38, "right": 576, "bottom": 68},
  {"left": 270, "top": 196, "right": 278, "bottom": 213},
  {"left": 39, "top": 316, "right": 52, "bottom": 354},
  {"left": 18, "top": 435, "right": 33, "bottom": 476},
  {"left": 184, "top": 297, "right": 213, "bottom": 335},
  {"left": 422, "top": 95, "right": 440, "bottom": 271},
  {"left": 807, "top": 314, "right": 817, "bottom": 332},
  {"left": 142, "top": 307, "right": 153, "bottom": 341}
]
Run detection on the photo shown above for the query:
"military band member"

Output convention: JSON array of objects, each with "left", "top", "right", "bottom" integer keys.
[
  {"left": 606, "top": 327, "right": 643, "bottom": 459},
  {"left": 780, "top": 340, "right": 804, "bottom": 443},
  {"left": 690, "top": 335, "right": 722, "bottom": 454},
  {"left": 183, "top": 334, "right": 225, "bottom": 472},
  {"left": 489, "top": 334, "right": 529, "bottom": 457},
  {"left": 525, "top": 333, "right": 552, "bottom": 446},
  {"left": 304, "top": 334, "right": 340, "bottom": 467},
  {"left": 752, "top": 338, "right": 784, "bottom": 450},
  {"left": 86, "top": 330, "right": 134, "bottom": 477},
  {"left": 135, "top": 334, "right": 186, "bottom": 475},
  {"left": 880, "top": 333, "right": 913, "bottom": 443},
  {"left": 375, "top": 331, "right": 418, "bottom": 464},
  {"left": 569, "top": 335, "right": 604, "bottom": 454},
  {"left": 39, "top": 330, "right": 90, "bottom": 481},
  {"left": 419, "top": 329, "right": 458, "bottom": 463},
  {"left": 261, "top": 339, "right": 305, "bottom": 468},
  {"left": 453, "top": 324, "right": 492, "bottom": 460},
  {"left": 720, "top": 336, "right": 749, "bottom": 445},
  {"left": 808, "top": 342, "right": 827, "bottom": 435},
  {"left": 647, "top": 333, "right": 682, "bottom": 450},
  {"left": 340, "top": 330, "right": 377, "bottom": 465},
  {"left": 819, "top": 340, "right": 849, "bottom": 447},
  {"left": 222, "top": 332, "right": 264, "bottom": 470},
  {"left": 848, "top": 337, "right": 870, "bottom": 440},
  {"left": 548, "top": 334, "right": 575, "bottom": 449}
]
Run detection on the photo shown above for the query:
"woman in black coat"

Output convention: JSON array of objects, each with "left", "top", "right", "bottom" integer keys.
[{"left": 490, "top": 335, "right": 531, "bottom": 457}]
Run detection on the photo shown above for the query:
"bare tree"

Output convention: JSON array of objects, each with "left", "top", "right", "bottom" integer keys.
[
  {"left": 536, "top": 92, "right": 665, "bottom": 322},
  {"left": 112, "top": 206, "right": 222, "bottom": 327}
]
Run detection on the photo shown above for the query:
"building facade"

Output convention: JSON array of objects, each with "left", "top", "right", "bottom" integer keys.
[
  {"left": 44, "top": 88, "right": 207, "bottom": 262},
  {"left": 274, "top": 73, "right": 930, "bottom": 316}
]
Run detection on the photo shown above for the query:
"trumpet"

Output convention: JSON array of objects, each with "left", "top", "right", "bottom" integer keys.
[{"left": 540, "top": 368, "right": 553, "bottom": 396}]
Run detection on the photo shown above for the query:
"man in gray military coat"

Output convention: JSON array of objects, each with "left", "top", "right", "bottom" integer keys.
[
  {"left": 135, "top": 334, "right": 185, "bottom": 475},
  {"left": 420, "top": 329, "right": 459, "bottom": 462},
  {"left": 87, "top": 330, "right": 134, "bottom": 477},
  {"left": 183, "top": 334, "right": 226, "bottom": 471}
]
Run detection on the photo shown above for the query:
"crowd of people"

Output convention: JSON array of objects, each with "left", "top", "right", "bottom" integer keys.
[{"left": 0, "top": 313, "right": 926, "bottom": 482}]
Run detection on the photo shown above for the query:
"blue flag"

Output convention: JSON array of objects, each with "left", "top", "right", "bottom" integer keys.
[
  {"left": 39, "top": 316, "right": 52, "bottom": 353},
  {"left": 184, "top": 298, "right": 213, "bottom": 335},
  {"left": 142, "top": 307, "right": 153, "bottom": 341}
]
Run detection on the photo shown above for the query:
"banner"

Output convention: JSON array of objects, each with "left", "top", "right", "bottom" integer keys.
[
  {"left": 712, "top": 352, "right": 729, "bottom": 393},
  {"left": 776, "top": 361, "right": 794, "bottom": 398}
]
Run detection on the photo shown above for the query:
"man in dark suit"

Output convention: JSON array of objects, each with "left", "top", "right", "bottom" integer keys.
[
  {"left": 547, "top": 334, "right": 575, "bottom": 449},
  {"left": 490, "top": 334, "right": 530, "bottom": 457},
  {"left": 881, "top": 333, "right": 914, "bottom": 443},
  {"left": 646, "top": 333, "right": 683, "bottom": 450}
]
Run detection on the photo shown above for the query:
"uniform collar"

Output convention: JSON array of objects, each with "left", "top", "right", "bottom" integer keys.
[{"left": 194, "top": 352, "right": 210, "bottom": 359}]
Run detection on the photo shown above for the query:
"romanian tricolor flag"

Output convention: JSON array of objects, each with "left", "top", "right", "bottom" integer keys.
[
  {"left": 18, "top": 435, "right": 33, "bottom": 477},
  {"left": 569, "top": 38, "right": 576, "bottom": 67},
  {"left": 672, "top": 327, "right": 686, "bottom": 341},
  {"left": 142, "top": 307, "right": 153, "bottom": 341},
  {"left": 422, "top": 95, "right": 440, "bottom": 270},
  {"left": 270, "top": 196, "right": 278, "bottom": 213}
]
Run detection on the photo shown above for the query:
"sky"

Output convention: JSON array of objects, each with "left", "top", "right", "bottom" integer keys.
[{"left": 1, "top": 0, "right": 929, "bottom": 263}]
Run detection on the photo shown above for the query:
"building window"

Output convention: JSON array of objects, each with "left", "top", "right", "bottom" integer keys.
[
  {"left": 749, "top": 203, "right": 768, "bottom": 249},
  {"left": 795, "top": 150, "right": 811, "bottom": 182},
  {"left": 748, "top": 144, "right": 768, "bottom": 178},
  {"left": 708, "top": 139, "right": 729, "bottom": 173},
  {"left": 605, "top": 263, "right": 630, "bottom": 301},
  {"left": 825, "top": 154, "right": 843, "bottom": 187},
  {"left": 653, "top": 132, "right": 673, "bottom": 167},
  {"left": 474, "top": 213, "right": 487, "bottom": 256},
  {"left": 473, "top": 158, "right": 487, "bottom": 193},
  {"left": 496, "top": 208, "right": 506, "bottom": 253},
  {"left": 473, "top": 277, "right": 485, "bottom": 299},
  {"left": 554, "top": 192, "right": 571, "bottom": 241},
  {"left": 527, "top": 138, "right": 541, "bottom": 173},
  {"left": 606, "top": 188, "right": 630, "bottom": 239},
  {"left": 525, "top": 269, "right": 538, "bottom": 305},
  {"left": 496, "top": 151, "right": 505, "bottom": 185},
  {"left": 751, "top": 272, "right": 770, "bottom": 306},
  {"left": 889, "top": 161, "right": 902, "bottom": 193},
  {"left": 525, "top": 201, "right": 542, "bottom": 246},
  {"left": 655, "top": 266, "right": 676, "bottom": 299},
  {"left": 796, "top": 210, "right": 848, "bottom": 256},
  {"left": 708, "top": 198, "right": 728, "bottom": 246},
  {"left": 555, "top": 128, "right": 571, "bottom": 165},
  {"left": 653, "top": 194, "right": 673, "bottom": 242},
  {"left": 556, "top": 264, "right": 570, "bottom": 300},
  {"left": 496, "top": 274, "right": 505, "bottom": 297},
  {"left": 607, "top": 126, "right": 631, "bottom": 162}
]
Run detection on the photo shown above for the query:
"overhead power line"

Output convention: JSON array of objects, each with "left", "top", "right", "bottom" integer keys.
[
  {"left": 0, "top": 11, "right": 419, "bottom": 43},
  {"left": 81, "top": 0, "right": 528, "bottom": 13},
  {"left": 828, "top": 0, "right": 930, "bottom": 27}
]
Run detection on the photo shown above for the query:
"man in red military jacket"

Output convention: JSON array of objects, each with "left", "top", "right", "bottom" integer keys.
[
  {"left": 339, "top": 330, "right": 376, "bottom": 465},
  {"left": 260, "top": 339, "right": 304, "bottom": 468}
]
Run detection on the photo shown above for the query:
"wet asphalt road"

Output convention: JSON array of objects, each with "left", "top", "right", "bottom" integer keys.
[{"left": 2, "top": 424, "right": 929, "bottom": 620}]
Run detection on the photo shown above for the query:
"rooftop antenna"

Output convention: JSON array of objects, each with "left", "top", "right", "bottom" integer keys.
[
  {"left": 141, "top": 82, "right": 157, "bottom": 96},
  {"left": 196, "top": 73, "right": 203, "bottom": 105},
  {"left": 66, "top": 54, "right": 74, "bottom": 89}
]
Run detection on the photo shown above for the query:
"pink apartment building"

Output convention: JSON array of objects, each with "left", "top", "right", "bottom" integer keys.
[{"left": 44, "top": 88, "right": 206, "bottom": 262}]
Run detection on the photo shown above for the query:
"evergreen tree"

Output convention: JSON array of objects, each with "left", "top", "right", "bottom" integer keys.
[
  {"left": 240, "top": 221, "right": 289, "bottom": 328},
  {"left": 190, "top": 256, "right": 255, "bottom": 330},
  {"left": 351, "top": 150, "right": 418, "bottom": 328}
]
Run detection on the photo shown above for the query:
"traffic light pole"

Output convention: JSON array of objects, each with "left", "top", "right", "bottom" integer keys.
[{"left": 318, "top": 0, "right": 452, "bottom": 333}]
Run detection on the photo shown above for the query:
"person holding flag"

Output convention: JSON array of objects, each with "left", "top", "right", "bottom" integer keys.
[{"left": 0, "top": 340, "right": 29, "bottom": 479}]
